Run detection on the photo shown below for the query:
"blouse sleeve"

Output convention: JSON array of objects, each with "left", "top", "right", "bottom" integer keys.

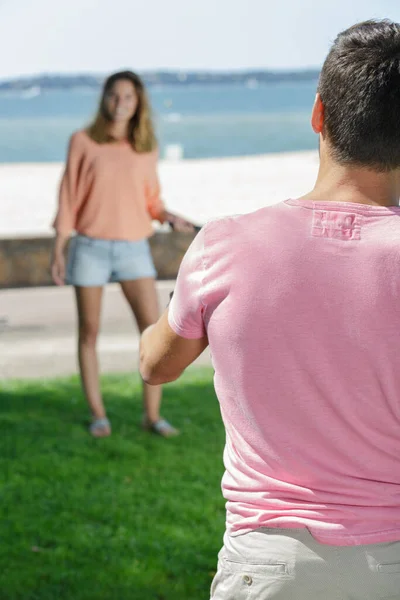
[
  {"left": 144, "top": 149, "right": 166, "bottom": 223},
  {"left": 52, "top": 132, "right": 85, "bottom": 236}
]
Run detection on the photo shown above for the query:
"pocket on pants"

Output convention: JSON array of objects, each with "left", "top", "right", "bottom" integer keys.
[
  {"left": 210, "top": 555, "right": 290, "bottom": 599},
  {"left": 378, "top": 562, "right": 400, "bottom": 573},
  {"left": 364, "top": 543, "right": 400, "bottom": 600},
  {"left": 366, "top": 541, "right": 400, "bottom": 573}
]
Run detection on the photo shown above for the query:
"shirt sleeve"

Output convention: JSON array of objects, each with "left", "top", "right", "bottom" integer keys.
[
  {"left": 144, "top": 149, "right": 166, "bottom": 222},
  {"left": 168, "top": 226, "right": 207, "bottom": 339},
  {"left": 52, "top": 133, "right": 84, "bottom": 236}
]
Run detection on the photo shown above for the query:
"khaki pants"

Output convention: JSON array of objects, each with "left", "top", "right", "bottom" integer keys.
[{"left": 210, "top": 528, "right": 400, "bottom": 599}]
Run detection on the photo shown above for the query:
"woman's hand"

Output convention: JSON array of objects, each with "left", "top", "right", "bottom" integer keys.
[
  {"left": 51, "top": 233, "right": 69, "bottom": 285},
  {"left": 166, "top": 211, "right": 197, "bottom": 233},
  {"left": 51, "top": 252, "right": 66, "bottom": 286}
]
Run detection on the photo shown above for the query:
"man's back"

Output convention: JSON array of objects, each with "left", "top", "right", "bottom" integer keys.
[
  {"left": 170, "top": 198, "right": 400, "bottom": 545},
  {"left": 142, "top": 20, "right": 400, "bottom": 598}
]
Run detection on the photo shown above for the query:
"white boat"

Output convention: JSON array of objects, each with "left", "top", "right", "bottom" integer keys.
[
  {"left": 21, "top": 86, "right": 41, "bottom": 99},
  {"left": 246, "top": 78, "right": 259, "bottom": 89}
]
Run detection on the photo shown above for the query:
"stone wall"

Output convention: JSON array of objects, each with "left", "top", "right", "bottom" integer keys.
[{"left": 0, "top": 232, "right": 195, "bottom": 288}]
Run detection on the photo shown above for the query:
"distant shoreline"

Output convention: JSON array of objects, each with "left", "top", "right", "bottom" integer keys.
[{"left": 0, "top": 70, "right": 320, "bottom": 92}]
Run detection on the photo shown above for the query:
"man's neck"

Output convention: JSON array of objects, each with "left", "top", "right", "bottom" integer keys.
[{"left": 302, "top": 159, "right": 400, "bottom": 208}]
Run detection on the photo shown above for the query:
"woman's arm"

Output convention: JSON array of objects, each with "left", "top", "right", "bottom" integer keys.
[
  {"left": 144, "top": 149, "right": 196, "bottom": 232},
  {"left": 51, "top": 232, "right": 69, "bottom": 286},
  {"left": 161, "top": 209, "right": 197, "bottom": 233},
  {"left": 51, "top": 132, "right": 84, "bottom": 285},
  {"left": 52, "top": 133, "right": 83, "bottom": 237}
]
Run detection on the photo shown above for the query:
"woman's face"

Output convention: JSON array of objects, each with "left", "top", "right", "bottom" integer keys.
[{"left": 104, "top": 79, "right": 138, "bottom": 124}]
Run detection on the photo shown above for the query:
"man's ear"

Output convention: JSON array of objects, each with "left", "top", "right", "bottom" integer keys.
[{"left": 311, "top": 93, "right": 324, "bottom": 134}]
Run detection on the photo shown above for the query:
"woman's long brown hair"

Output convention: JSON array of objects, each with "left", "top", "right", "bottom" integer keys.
[{"left": 86, "top": 71, "right": 157, "bottom": 153}]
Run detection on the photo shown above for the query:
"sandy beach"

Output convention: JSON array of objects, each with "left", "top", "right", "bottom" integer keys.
[{"left": 0, "top": 150, "right": 319, "bottom": 238}]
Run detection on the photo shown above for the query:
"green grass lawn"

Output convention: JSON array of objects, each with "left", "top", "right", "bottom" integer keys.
[{"left": 0, "top": 367, "right": 226, "bottom": 600}]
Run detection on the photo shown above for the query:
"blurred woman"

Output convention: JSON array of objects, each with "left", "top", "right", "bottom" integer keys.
[{"left": 51, "top": 71, "right": 193, "bottom": 438}]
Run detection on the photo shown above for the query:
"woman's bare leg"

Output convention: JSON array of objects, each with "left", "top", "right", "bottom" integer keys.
[
  {"left": 75, "top": 286, "right": 107, "bottom": 425},
  {"left": 120, "top": 278, "right": 163, "bottom": 424}
]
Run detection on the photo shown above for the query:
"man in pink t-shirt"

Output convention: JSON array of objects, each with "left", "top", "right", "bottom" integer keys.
[{"left": 140, "top": 20, "right": 400, "bottom": 599}]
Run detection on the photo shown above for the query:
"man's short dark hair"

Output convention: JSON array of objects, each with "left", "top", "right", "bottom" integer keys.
[{"left": 318, "top": 19, "right": 400, "bottom": 171}]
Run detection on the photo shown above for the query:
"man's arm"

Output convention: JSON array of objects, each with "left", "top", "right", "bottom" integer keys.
[{"left": 140, "top": 308, "right": 209, "bottom": 385}]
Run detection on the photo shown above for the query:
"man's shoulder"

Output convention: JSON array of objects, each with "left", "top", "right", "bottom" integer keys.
[{"left": 203, "top": 202, "right": 288, "bottom": 241}]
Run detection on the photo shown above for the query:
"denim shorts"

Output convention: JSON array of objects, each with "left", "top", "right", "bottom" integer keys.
[{"left": 66, "top": 235, "right": 157, "bottom": 287}]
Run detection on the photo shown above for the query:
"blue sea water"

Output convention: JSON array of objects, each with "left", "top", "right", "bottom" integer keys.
[{"left": 0, "top": 81, "right": 318, "bottom": 163}]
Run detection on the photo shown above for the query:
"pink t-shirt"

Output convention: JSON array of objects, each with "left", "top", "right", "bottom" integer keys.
[{"left": 168, "top": 198, "right": 400, "bottom": 546}]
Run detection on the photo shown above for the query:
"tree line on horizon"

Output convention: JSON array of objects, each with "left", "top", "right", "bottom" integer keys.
[{"left": 0, "top": 69, "right": 320, "bottom": 91}]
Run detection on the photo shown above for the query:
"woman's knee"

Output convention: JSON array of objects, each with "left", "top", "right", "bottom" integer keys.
[{"left": 78, "top": 322, "right": 99, "bottom": 346}]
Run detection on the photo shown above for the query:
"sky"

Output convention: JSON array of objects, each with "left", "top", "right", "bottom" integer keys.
[{"left": 1, "top": 0, "right": 400, "bottom": 79}]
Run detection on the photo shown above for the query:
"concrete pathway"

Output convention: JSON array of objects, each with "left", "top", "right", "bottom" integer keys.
[{"left": 0, "top": 282, "right": 211, "bottom": 379}]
